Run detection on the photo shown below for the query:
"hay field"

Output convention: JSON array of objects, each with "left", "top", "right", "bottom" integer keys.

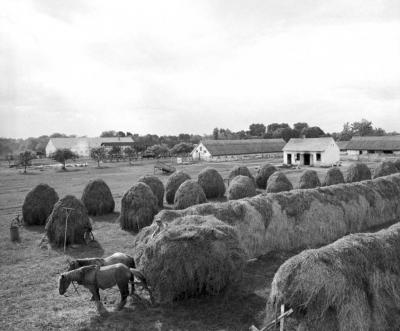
[{"left": 0, "top": 157, "right": 388, "bottom": 330}]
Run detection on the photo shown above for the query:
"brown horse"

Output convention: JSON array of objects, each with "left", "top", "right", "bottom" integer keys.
[
  {"left": 67, "top": 252, "right": 135, "bottom": 271},
  {"left": 59, "top": 263, "right": 151, "bottom": 314}
]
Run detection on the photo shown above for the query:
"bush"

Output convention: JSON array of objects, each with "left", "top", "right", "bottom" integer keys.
[
  {"left": 266, "top": 172, "right": 293, "bottom": 193},
  {"left": 255, "top": 164, "right": 277, "bottom": 189},
  {"left": 346, "top": 163, "right": 371, "bottom": 183},
  {"left": 323, "top": 168, "right": 345, "bottom": 186},
  {"left": 298, "top": 170, "right": 321, "bottom": 189},
  {"left": 81, "top": 179, "right": 115, "bottom": 216},
  {"left": 138, "top": 175, "right": 165, "bottom": 208},
  {"left": 197, "top": 167, "right": 226, "bottom": 199},
  {"left": 227, "top": 175, "right": 257, "bottom": 200},
  {"left": 174, "top": 180, "right": 207, "bottom": 210},
  {"left": 165, "top": 171, "right": 191, "bottom": 204},
  {"left": 373, "top": 161, "right": 398, "bottom": 179}
]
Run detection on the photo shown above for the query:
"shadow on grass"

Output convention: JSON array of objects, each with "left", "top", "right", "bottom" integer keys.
[
  {"left": 92, "top": 212, "right": 120, "bottom": 223},
  {"left": 59, "top": 240, "right": 105, "bottom": 259}
]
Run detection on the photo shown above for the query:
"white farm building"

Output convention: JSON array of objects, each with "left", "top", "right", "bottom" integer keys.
[
  {"left": 345, "top": 136, "right": 400, "bottom": 156},
  {"left": 191, "top": 139, "right": 286, "bottom": 161},
  {"left": 283, "top": 137, "right": 340, "bottom": 166}
]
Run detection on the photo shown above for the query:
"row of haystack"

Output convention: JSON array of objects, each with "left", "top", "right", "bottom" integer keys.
[{"left": 268, "top": 222, "right": 400, "bottom": 331}]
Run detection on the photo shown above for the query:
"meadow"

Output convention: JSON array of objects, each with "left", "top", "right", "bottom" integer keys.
[{"left": 0, "top": 157, "right": 386, "bottom": 330}]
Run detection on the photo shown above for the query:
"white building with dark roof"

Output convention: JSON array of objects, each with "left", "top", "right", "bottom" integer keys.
[
  {"left": 345, "top": 136, "right": 400, "bottom": 156},
  {"left": 283, "top": 137, "right": 340, "bottom": 166},
  {"left": 191, "top": 139, "right": 286, "bottom": 161}
]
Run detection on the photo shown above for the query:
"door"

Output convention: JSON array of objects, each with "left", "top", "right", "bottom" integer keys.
[
  {"left": 304, "top": 153, "right": 311, "bottom": 165},
  {"left": 287, "top": 154, "right": 292, "bottom": 165}
]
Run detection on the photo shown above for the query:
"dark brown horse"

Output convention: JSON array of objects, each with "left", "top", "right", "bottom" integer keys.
[{"left": 67, "top": 252, "right": 135, "bottom": 271}]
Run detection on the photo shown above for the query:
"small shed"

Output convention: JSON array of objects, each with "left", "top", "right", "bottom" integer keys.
[{"left": 283, "top": 137, "right": 340, "bottom": 166}]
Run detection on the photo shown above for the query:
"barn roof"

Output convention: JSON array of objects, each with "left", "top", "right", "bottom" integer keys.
[
  {"left": 345, "top": 135, "right": 400, "bottom": 151},
  {"left": 49, "top": 137, "right": 134, "bottom": 149},
  {"left": 336, "top": 140, "right": 349, "bottom": 150},
  {"left": 201, "top": 139, "right": 285, "bottom": 156},
  {"left": 283, "top": 137, "right": 337, "bottom": 152}
]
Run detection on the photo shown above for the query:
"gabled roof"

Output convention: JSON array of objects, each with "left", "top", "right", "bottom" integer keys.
[
  {"left": 201, "top": 139, "right": 286, "bottom": 156},
  {"left": 48, "top": 137, "right": 134, "bottom": 149},
  {"left": 283, "top": 137, "right": 337, "bottom": 152},
  {"left": 345, "top": 135, "right": 400, "bottom": 151},
  {"left": 336, "top": 140, "right": 349, "bottom": 150}
]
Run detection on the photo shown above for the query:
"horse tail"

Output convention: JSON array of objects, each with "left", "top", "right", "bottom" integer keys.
[{"left": 128, "top": 255, "right": 136, "bottom": 269}]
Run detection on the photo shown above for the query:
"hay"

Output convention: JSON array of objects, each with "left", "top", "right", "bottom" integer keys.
[
  {"left": 228, "top": 165, "right": 254, "bottom": 182},
  {"left": 345, "top": 162, "right": 371, "bottom": 182},
  {"left": 174, "top": 179, "right": 207, "bottom": 210},
  {"left": 323, "top": 167, "right": 345, "bottom": 186},
  {"left": 119, "top": 182, "right": 158, "bottom": 232},
  {"left": 22, "top": 183, "right": 59, "bottom": 225},
  {"left": 138, "top": 175, "right": 165, "bottom": 208},
  {"left": 266, "top": 172, "right": 293, "bottom": 193},
  {"left": 227, "top": 175, "right": 257, "bottom": 200},
  {"left": 255, "top": 164, "right": 277, "bottom": 189},
  {"left": 133, "top": 214, "right": 246, "bottom": 303},
  {"left": 45, "top": 195, "right": 92, "bottom": 247},
  {"left": 394, "top": 158, "right": 400, "bottom": 171},
  {"left": 81, "top": 179, "right": 114, "bottom": 216},
  {"left": 165, "top": 171, "right": 191, "bottom": 204},
  {"left": 373, "top": 161, "right": 398, "bottom": 179},
  {"left": 197, "top": 167, "right": 226, "bottom": 198},
  {"left": 298, "top": 170, "right": 321, "bottom": 189},
  {"left": 268, "top": 222, "right": 400, "bottom": 331}
]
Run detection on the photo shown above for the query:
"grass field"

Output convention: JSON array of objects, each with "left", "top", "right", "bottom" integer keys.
[{"left": 0, "top": 157, "right": 386, "bottom": 330}]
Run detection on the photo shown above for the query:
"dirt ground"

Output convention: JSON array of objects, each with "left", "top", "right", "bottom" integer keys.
[{"left": 0, "top": 157, "right": 386, "bottom": 330}]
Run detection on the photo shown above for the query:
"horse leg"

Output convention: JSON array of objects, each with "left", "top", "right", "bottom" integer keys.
[
  {"left": 90, "top": 286, "right": 107, "bottom": 316},
  {"left": 116, "top": 282, "right": 129, "bottom": 311}
]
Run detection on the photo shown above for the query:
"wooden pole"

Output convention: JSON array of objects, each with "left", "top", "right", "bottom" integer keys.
[
  {"left": 280, "top": 304, "right": 285, "bottom": 331},
  {"left": 63, "top": 208, "right": 74, "bottom": 252}
]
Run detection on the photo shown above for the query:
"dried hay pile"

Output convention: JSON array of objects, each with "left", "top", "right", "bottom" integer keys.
[
  {"left": 227, "top": 175, "right": 257, "bottom": 200},
  {"left": 45, "top": 195, "right": 92, "bottom": 247},
  {"left": 345, "top": 162, "right": 371, "bottom": 182},
  {"left": 133, "top": 215, "right": 246, "bottom": 303},
  {"left": 268, "top": 222, "right": 400, "bottom": 331},
  {"left": 298, "top": 170, "right": 321, "bottom": 189},
  {"left": 165, "top": 171, "right": 191, "bottom": 204},
  {"left": 323, "top": 167, "right": 345, "bottom": 186},
  {"left": 228, "top": 165, "right": 254, "bottom": 182},
  {"left": 394, "top": 158, "right": 400, "bottom": 171},
  {"left": 119, "top": 183, "right": 158, "bottom": 232},
  {"left": 174, "top": 179, "right": 207, "bottom": 210},
  {"left": 373, "top": 161, "right": 398, "bottom": 179},
  {"left": 81, "top": 179, "right": 114, "bottom": 216},
  {"left": 197, "top": 167, "right": 226, "bottom": 198},
  {"left": 22, "top": 183, "right": 59, "bottom": 225},
  {"left": 266, "top": 172, "right": 293, "bottom": 193},
  {"left": 138, "top": 175, "right": 165, "bottom": 208},
  {"left": 255, "top": 163, "right": 277, "bottom": 189}
]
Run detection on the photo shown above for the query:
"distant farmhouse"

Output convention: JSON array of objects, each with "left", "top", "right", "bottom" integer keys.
[
  {"left": 283, "top": 137, "right": 340, "bottom": 166},
  {"left": 45, "top": 137, "right": 135, "bottom": 157},
  {"left": 345, "top": 136, "right": 400, "bottom": 156},
  {"left": 191, "top": 139, "right": 286, "bottom": 161}
]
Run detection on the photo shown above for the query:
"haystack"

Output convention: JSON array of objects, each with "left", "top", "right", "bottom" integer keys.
[
  {"left": 394, "top": 158, "right": 400, "bottom": 171},
  {"left": 119, "top": 182, "right": 158, "bottom": 232},
  {"left": 174, "top": 180, "right": 207, "bottom": 210},
  {"left": 266, "top": 172, "right": 293, "bottom": 193},
  {"left": 45, "top": 195, "right": 92, "bottom": 247},
  {"left": 22, "top": 183, "right": 59, "bottom": 225},
  {"left": 268, "top": 222, "right": 400, "bottom": 331},
  {"left": 373, "top": 161, "right": 398, "bottom": 179},
  {"left": 298, "top": 170, "right": 321, "bottom": 189},
  {"left": 227, "top": 175, "right": 257, "bottom": 200},
  {"left": 228, "top": 166, "right": 254, "bottom": 182},
  {"left": 133, "top": 215, "right": 246, "bottom": 303},
  {"left": 197, "top": 167, "right": 226, "bottom": 198},
  {"left": 165, "top": 171, "right": 191, "bottom": 204},
  {"left": 323, "top": 167, "right": 345, "bottom": 186},
  {"left": 255, "top": 164, "right": 277, "bottom": 189},
  {"left": 138, "top": 175, "right": 165, "bottom": 208},
  {"left": 345, "top": 162, "right": 371, "bottom": 182},
  {"left": 81, "top": 179, "right": 115, "bottom": 216}
]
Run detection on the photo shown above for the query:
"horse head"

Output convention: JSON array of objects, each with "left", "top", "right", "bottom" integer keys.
[{"left": 59, "top": 273, "right": 72, "bottom": 295}]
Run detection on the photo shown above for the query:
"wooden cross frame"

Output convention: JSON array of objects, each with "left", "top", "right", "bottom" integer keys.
[{"left": 62, "top": 207, "right": 75, "bottom": 252}]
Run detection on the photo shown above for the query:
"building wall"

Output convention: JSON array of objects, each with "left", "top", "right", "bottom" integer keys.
[
  {"left": 284, "top": 145, "right": 340, "bottom": 166},
  {"left": 45, "top": 141, "right": 57, "bottom": 156},
  {"left": 191, "top": 143, "right": 212, "bottom": 161}
]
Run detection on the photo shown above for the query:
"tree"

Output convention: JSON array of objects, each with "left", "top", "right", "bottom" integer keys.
[
  {"left": 108, "top": 146, "right": 121, "bottom": 161},
  {"left": 293, "top": 122, "right": 309, "bottom": 134},
  {"left": 249, "top": 123, "right": 266, "bottom": 137},
  {"left": 100, "top": 130, "right": 117, "bottom": 137},
  {"left": 18, "top": 151, "right": 34, "bottom": 174},
  {"left": 338, "top": 122, "right": 353, "bottom": 141},
  {"left": 267, "top": 123, "right": 290, "bottom": 134},
  {"left": 147, "top": 144, "right": 169, "bottom": 158},
  {"left": 303, "top": 126, "right": 325, "bottom": 138},
  {"left": 178, "top": 133, "right": 191, "bottom": 142},
  {"left": 213, "top": 127, "right": 219, "bottom": 140},
  {"left": 124, "top": 147, "right": 136, "bottom": 165},
  {"left": 272, "top": 127, "right": 299, "bottom": 142},
  {"left": 90, "top": 147, "right": 107, "bottom": 167},
  {"left": 351, "top": 119, "right": 373, "bottom": 136},
  {"left": 170, "top": 142, "right": 194, "bottom": 155},
  {"left": 117, "top": 131, "right": 126, "bottom": 137},
  {"left": 51, "top": 149, "right": 78, "bottom": 170}
]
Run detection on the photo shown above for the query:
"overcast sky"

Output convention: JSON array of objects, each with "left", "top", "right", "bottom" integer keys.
[{"left": 1, "top": 0, "right": 399, "bottom": 138}]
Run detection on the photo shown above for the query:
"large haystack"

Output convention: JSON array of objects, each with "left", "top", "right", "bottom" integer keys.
[
  {"left": 133, "top": 215, "right": 246, "bottom": 303},
  {"left": 119, "top": 183, "right": 158, "bottom": 232},
  {"left": 165, "top": 171, "right": 191, "bottom": 204},
  {"left": 81, "top": 179, "right": 115, "bottom": 216},
  {"left": 266, "top": 172, "right": 293, "bottom": 193},
  {"left": 345, "top": 162, "right": 371, "bottom": 182},
  {"left": 268, "top": 223, "right": 400, "bottom": 331},
  {"left": 197, "top": 167, "right": 226, "bottom": 199},
  {"left": 228, "top": 165, "right": 254, "bottom": 182},
  {"left": 227, "top": 175, "right": 257, "bottom": 200},
  {"left": 138, "top": 175, "right": 165, "bottom": 208},
  {"left": 22, "top": 183, "right": 59, "bottom": 225},
  {"left": 394, "top": 158, "right": 400, "bottom": 171},
  {"left": 323, "top": 167, "right": 345, "bottom": 186},
  {"left": 255, "top": 164, "right": 277, "bottom": 189},
  {"left": 45, "top": 195, "right": 92, "bottom": 247},
  {"left": 298, "top": 170, "right": 321, "bottom": 189},
  {"left": 373, "top": 161, "right": 398, "bottom": 179},
  {"left": 174, "top": 180, "right": 207, "bottom": 210}
]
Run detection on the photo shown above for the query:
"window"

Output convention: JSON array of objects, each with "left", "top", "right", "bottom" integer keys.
[
  {"left": 296, "top": 153, "right": 300, "bottom": 161},
  {"left": 316, "top": 153, "right": 321, "bottom": 161},
  {"left": 383, "top": 150, "right": 393, "bottom": 154}
]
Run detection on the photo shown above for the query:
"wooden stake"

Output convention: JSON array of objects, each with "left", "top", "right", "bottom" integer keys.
[
  {"left": 280, "top": 304, "right": 285, "bottom": 331},
  {"left": 63, "top": 208, "right": 74, "bottom": 253}
]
